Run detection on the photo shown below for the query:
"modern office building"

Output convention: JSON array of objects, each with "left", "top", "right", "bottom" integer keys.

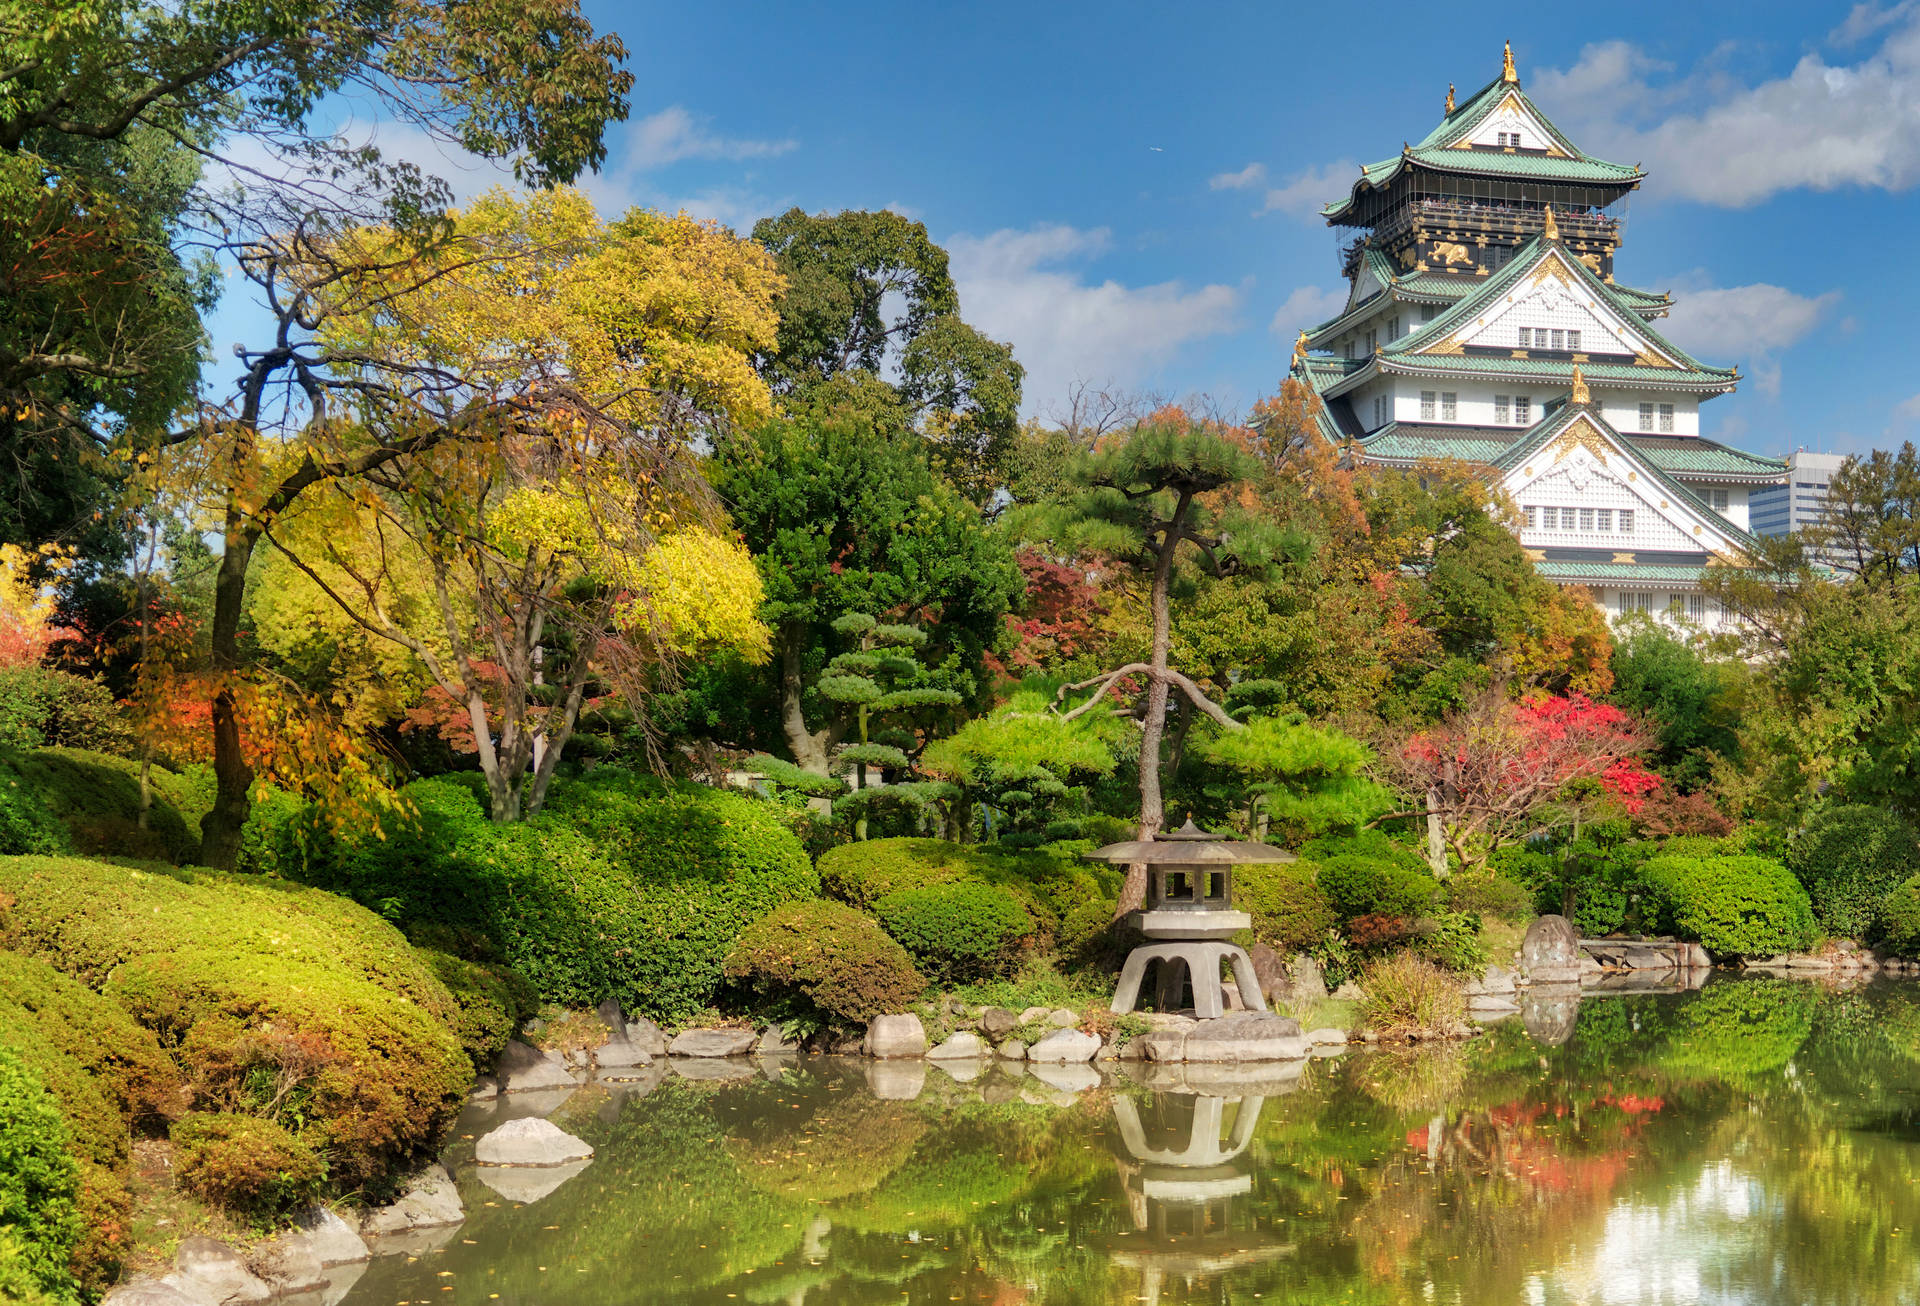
[{"left": 1750, "top": 450, "right": 1848, "bottom": 541}]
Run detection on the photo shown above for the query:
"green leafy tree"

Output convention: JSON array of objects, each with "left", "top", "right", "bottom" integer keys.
[
  {"left": 1608, "top": 615, "right": 1743, "bottom": 791},
  {"left": 920, "top": 681, "right": 1121, "bottom": 844},
  {"left": 750, "top": 208, "right": 1022, "bottom": 502},
  {"left": 709, "top": 408, "right": 1022, "bottom": 775}
]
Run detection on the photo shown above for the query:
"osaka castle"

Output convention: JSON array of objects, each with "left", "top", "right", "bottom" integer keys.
[{"left": 1287, "top": 42, "right": 1786, "bottom": 632}]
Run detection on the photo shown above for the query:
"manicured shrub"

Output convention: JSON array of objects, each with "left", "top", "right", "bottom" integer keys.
[
  {"left": 172, "top": 1113, "right": 326, "bottom": 1221},
  {"left": 262, "top": 773, "right": 821, "bottom": 1025},
  {"left": 873, "top": 881, "right": 1034, "bottom": 981},
  {"left": 414, "top": 950, "right": 534, "bottom": 1069},
  {"left": 1234, "top": 860, "right": 1334, "bottom": 953},
  {"left": 1358, "top": 953, "right": 1465, "bottom": 1033},
  {"left": 1640, "top": 853, "right": 1817, "bottom": 957},
  {"left": 0, "top": 857, "right": 470, "bottom": 1193},
  {"left": 1445, "top": 866, "right": 1533, "bottom": 921},
  {"left": 724, "top": 900, "right": 926, "bottom": 1025},
  {"left": 1318, "top": 854, "right": 1438, "bottom": 921},
  {"left": 1879, "top": 875, "right": 1920, "bottom": 957},
  {"left": 1786, "top": 806, "right": 1920, "bottom": 939},
  {"left": 0, "top": 952, "right": 182, "bottom": 1132},
  {"left": 0, "top": 670, "right": 131, "bottom": 756},
  {"left": 1054, "top": 896, "right": 1120, "bottom": 963},
  {"left": 818, "top": 837, "right": 977, "bottom": 910},
  {"left": 0, "top": 1047, "right": 82, "bottom": 1306},
  {"left": 0, "top": 748, "right": 196, "bottom": 862},
  {"left": 1411, "top": 910, "right": 1488, "bottom": 974}
]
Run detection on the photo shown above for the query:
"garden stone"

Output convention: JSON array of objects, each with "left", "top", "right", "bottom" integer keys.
[
  {"left": 927, "top": 1031, "right": 987, "bottom": 1059},
  {"left": 830, "top": 1035, "right": 867, "bottom": 1055},
  {"left": 1026, "top": 1029, "right": 1101, "bottom": 1062},
  {"left": 1289, "top": 954, "right": 1327, "bottom": 1001},
  {"left": 595, "top": 998, "right": 624, "bottom": 1031},
  {"left": 980, "top": 1007, "right": 1018, "bottom": 1039},
  {"left": 1180, "top": 1013, "right": 1308, "bottom": 1064},
  {"left": 360, "top": 1163, "right": 463, "bottom": 1237},
  {"left": 475, "top": 1117, "right": 594, "bottom": 1167},
  {"left": 1521, "top": 988, "right": 1582, "bottom": 1046},
  {"left": 980, "top": 1076, "right": 1021, "bottom": 1105},
  {"left": 593, "top": 1036, "right": 651, "bottom": 1069},
  {"left": 1018, "top": 1006, "right": 1051, "bottom": 1026},
  {"left": 1048, "top": 1008, "right": 1079, "bottom": 1027},
  {"left": 247, "top": 1232, "right": 326, "bottom": 1294},
  {"left": 467, "top": 1075, "right": 500, "bottom": 1102},
  {"left": 1468, "top": 995, "right": 1521, "bottom": 1017},
  {"left": 1479, "top": 965, "right": 1516, "bottom": 995},
  {"left": 864, "top": 1060, "right": 926, "bottom": 1100},
  {"left": 865, "top": 1014, "right": 928, "bottom": 1059},
  {"left": 473, "top": 1159, "right": 591, "bottom": 1205},
  {"left": 947, "top": 997, "right": 970, "bottom": 1016},
  {"left": 103, "top": 1280, "right": 203, "bottom": 1306},
  {"left": 1332, "top": 981, "right": 1365, "bottom": 1002},
  {"left": 996, "top": 1038, "right": 1027, "bottom": 1060},
  {"left": 496, "top": 1040, "right": 577, "bottom": 1093},
  {"left": 169, "top": 1239, "right": 272, "bottom": 1306},
  {"left": 1304, "top": 1027, "right": 1348, "bottom": 1047},
  {"left": 1027, "top": 1060, "right": 1100, "bottom": 1094},
  {"left": 756, "top": 1054, "right": 796, "bottom": 1082},
  {"left": 1248, "top": 943, "right": 1290, "bottom": 1002},
  {"left": 1522, "top": 915, "right": 1585, "bottom": 984},
  {"left": 931, "top": 1057, "right": 986, "bottom": 1083},
  {"left": 757, "top": 1026, "right": 800, "bottom": 1055},
  {"left": 669, "top": 1028, "right": 757, "bottom": 1057},
  {"left": 623, "top": 1017, "right": 669, "bottom": 1056},
  {"left": 288, "top": 1207, "right": 369, "bottom": 1267}
]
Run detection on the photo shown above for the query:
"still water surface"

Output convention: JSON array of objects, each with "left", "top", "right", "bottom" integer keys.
[{"left": 342, "top": 977, "right": 1920, "bottom": 1305}]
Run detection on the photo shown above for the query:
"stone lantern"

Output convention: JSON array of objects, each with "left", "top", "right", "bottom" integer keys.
[{"left": 1087, "top": 818, "right": 1297, "bottom": 1018}]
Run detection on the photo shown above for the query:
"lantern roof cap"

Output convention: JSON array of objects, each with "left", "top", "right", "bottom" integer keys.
[{"left": 1083, "top": 818, "right": 1298, "bottom": 865}]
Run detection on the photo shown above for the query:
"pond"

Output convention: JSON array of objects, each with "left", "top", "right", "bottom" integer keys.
[{"left": 340, "top": 976, "right": 1920, "bottom": 1306}]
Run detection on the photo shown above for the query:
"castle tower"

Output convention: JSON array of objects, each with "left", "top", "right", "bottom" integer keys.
[{"left": 1286, "top": 44, "right": 1788, "bottom": 633}]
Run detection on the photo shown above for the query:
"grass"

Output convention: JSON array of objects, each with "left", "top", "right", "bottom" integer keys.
[
  {"left": 947, "top": 955, "right": 1115, "bottom": 1014},
  {"left": 1273, "top": 995, "right": 1360, "bottom": 1032}
]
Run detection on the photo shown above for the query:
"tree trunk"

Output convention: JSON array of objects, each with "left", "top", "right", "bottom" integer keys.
[
  {"left": 1425, "top": 785, "right": 1446, "bottom": 878},
  {"left": 198, "top": 519, "right": 259, "bottom": 869},
  {"left": 779, "top": 625, "right": 832, "bottom": 774},
  {"left": 1118, "top": 502, "right": 1187, "bottom": 917}
]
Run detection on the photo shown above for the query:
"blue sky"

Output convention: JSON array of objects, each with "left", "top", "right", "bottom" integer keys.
[{"left": 214, "top": 1, "right": 1920, "bottom": 457}]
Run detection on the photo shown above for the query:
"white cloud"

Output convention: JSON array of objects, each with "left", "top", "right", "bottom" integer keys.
[
  {"left": 625, "top": 106, "right": 796, "bottom": 170},
  {"left": 1659, "top": 277, "right": 1841, "bottom": 397},
  {"left": 944, "top": 224, "right": 1241, "bottom": 415},
  {"left": 1269, "top": 285, "right": 1348, "bottom": 337},
  {"left": 1893, "top": 392, "right": 1920, "bottom": 421},
  {"left": 1533, "top": 18, "right": 1920, "bottom": 206},
  {"left": 1256, "top": 159, "right": 1360, "bottom": 218},
  {"left": 1210, "top": 162, "right": 1267, "bottom": 190}
]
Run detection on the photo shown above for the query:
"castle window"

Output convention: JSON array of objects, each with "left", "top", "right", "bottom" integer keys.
[
  {"left": 1372, "top": 394, "right": 1387, "bottom": 428},
  {"left": 1568, "top": 330, "right": 1581, "bottom": 351},
  {"left": 1421, "top": 390, "right": 1436, "bottom": 420},
  {"left": 1639, "top": 402, "right": 1655, "bottom": 432},
  {"left": 1523, "top": 505, "right": 1537, "bottom": 528},
  {"left": 1659, "top": 403, "right": 1675, "bottom": 433},
  {"left": 1365, "top": 328, "right": 1377, "bottom": 352},
  {"left": 1441, "top": 392, "right": 1457, "bottom": 421},
  {"left": 1710, "top": 489, "right": 1729, "bottom": 514},
  {"left": 1619, "top": 509, "right": 1635, "bottom": 535},
  {"left": 1495, "top": 395, "right": 1511, "bottom": 424},
  {"left": 1597, "top": 508, "right": 1613, "bottom": 531},
  {"left": 1688, "top": 594, "right": 1706, "bottom": 620},
  {"left": 1551, "top": 329, "right": 1564, "bottom": 350},
  {"left": 1578, "top": 508, "right": 1594, "bottom": 531},
  {"left": 1514, "top": 396, "right": 1532, "bottom": 424},
  {"left": 1420, "top": 304, "right": 1437, "bottom": 321},
  {"left": 1389, "top": 316, "right": 1400, "bottom": 338}
]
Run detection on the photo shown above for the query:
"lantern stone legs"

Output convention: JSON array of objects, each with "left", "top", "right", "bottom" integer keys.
[{"left": 1111, "top": 940, "right": 1268, "bottom": 1018}]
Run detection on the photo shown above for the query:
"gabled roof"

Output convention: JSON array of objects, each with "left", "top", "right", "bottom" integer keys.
[
  {"left": 1309, "top": 236, "right": 1736, "bottom": 395},
  {"left": 1627, "top": 435, "right": 1786, "bottom": 481},
  {"left": 1491, "top": 400, "right": 1766, "bottom": 556},
  {"left": 1323, "top": 72, "right": 1643, "bottom": 222}
]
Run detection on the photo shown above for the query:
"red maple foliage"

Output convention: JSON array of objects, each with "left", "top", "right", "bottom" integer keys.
[{"left": 987, "top": 550, "right": 1110, "bottom": 676}]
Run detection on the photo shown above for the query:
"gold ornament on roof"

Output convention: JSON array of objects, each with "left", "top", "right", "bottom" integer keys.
[
  {"left": 1570, "top": 365, "right": 1590, "bottom": 405},
  {"left": 1445, "top": 83, "right": 1456, "bottom": 114},
  {"left": 1502, "top": 40, "right": 1518, "bottom": 83},
  {"left": 1292, "top": 331, "right": 1309, "bottom": 366},
  {"left": 1541, "top": 205, "right": 1560, "bottom": 240}
]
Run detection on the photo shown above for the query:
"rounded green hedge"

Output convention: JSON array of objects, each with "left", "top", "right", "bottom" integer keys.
[
  {"left": 1317, "top": 854, "right": 1438, "bottom": 922},
  {"left": 414, "top": 949, "right": 535, "bottom": 1069},
  {"left": 0, "top": 856, "right": 470, "bottom": 1196},
  {"left": 1641, "top": 853, "right": 1817, "bottom": 957},
  {"left": 1234, "top": 860, "right": 1335, "bottom": 953},
  {"left": 817, "top": 837, "right": 978, "bottom": 910},
  {"left": 1786, "top": 806, "right": 1920, "bottom": 940},
  {"left": 816, "top": 835, "right": 1114, "bottom": 945},
  {"left": 724, "top": 900, "right": 926, "bottom": 1025},
  {"left": 1880, "top": 874, "right": 1920, "bottom": 957},
  {"left": 0, "top": 1047, "right": 82, "bottom": 1306},
  {"left": 873, "top": 880, "right": 1034, "bottom": 981},
  {"left": 172, "top": 1112, "right": 326, "bottom": 1220},
  {"left": 255, "top": 772, "right": 821, "bottom": 1025},
  {"left": 0, "top": 748, "right": 197, "bottom": 862}
]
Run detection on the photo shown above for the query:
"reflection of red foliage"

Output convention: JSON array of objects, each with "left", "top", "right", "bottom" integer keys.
[{"left": 988, "top": 551, "right": 1109, "bottom": 675}]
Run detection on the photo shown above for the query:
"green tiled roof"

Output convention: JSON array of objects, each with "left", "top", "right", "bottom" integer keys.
[
  {"left": 1376, "top": 354, "right": 1736, "bottom": 389},
  {"left": 1358, "top": 424, "right": 1516, "bottom": 463},
  {"left": 1324, "top": 71, "right": 1643, "bottom": 220},
  {"left": 1628, "top": 435, "right": 1786, "bottom": 478},
  {"left": 1535, "top": 561, "right": 1724, "bottom": 585}
]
